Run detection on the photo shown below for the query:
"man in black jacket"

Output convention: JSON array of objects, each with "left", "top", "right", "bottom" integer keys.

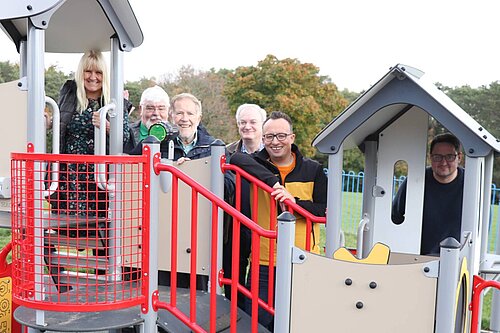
[{"left": 392, "top": 133, "right": 464, "bottom": 255}]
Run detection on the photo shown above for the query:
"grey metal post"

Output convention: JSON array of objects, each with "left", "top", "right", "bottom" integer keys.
[
  {"left": 490, "top": 153, "right": 500, "bottom": 332},
  {"left": 141, "top": 138, "right": 160, "bottom": 333},
  {"left": 26, "top": 19, "right": 46, "bottom": 329},
  {"left": 325, "top": 145, "right": 343, "bottom": 258},
  {"left": 274, "top": 212, "right": 296, "bottom": 333},
  {"left": 480, "top": 152, "right": 493, "bottom": 258},
  {"left": 19, "top": 40, "right": 27, "bottom": 78},
  {"left": 210, "top": 141, "right": 225, "bottom": 295},
  {"left": 361, "top": 140, "right": 377, "bottom": 255},
  {"left": 109, "top": 36, "right": 124, "bottom": 155},
  {"left": 435, "top": 238, "right": 461, "bottom": 333},
  {"left": 107, "top": 37, "right": 124, "bottom": 280}
]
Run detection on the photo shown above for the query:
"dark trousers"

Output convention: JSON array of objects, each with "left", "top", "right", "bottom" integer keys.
[
  {"left": 222, "top": 224, "right": 251, "bottom": 309},
  {"left": 245, "top": 265, "right": 275, "bottom": 332}
]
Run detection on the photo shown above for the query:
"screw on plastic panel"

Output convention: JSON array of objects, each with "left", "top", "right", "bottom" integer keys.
[
  {"left": 17, "top": 82, "right": 22, "bottom": 87},
  {"left": 356, "top": 301, "right": 364, "bottom": 309},
  {"left": 186, "top": 248, "right": 191, "bottom": 253},
  {"left": 469, "top": 148, "right": 474, "bottom": 154},
  {"left": 424, "top": 266, "right": 430, "bottom": 273},
  {"left": 299, "top": 254, "right": 305, "bottom": 260},
  {"left": 369, "top": 281, "right": 377, "bottom": 289},
  {"left": 483, "top": 135, "right": 487, "bottom": 139},
  {"left": 27, "top": 5, "right": 33, "bottom": 10},
  {"left": 330, "top": 146, "right": 336, "bottom": 151},
  {"left": 42, "top": 21, "right": 47, "bottom": 26},
  {"left": 345, "top": 278, "right": 352, "bottom": 286}
]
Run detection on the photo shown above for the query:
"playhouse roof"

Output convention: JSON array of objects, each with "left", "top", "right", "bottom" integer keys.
[
  {"left": 312, "top": 64, "right": 500, "bottom": 157},
  {"left": 0, "top": 0, "right": 143, "bottom": 53}
]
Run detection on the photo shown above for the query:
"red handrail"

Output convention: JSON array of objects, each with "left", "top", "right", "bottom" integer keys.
[{"left": 470, "top": 275, "right": 500, "bottom": 333}]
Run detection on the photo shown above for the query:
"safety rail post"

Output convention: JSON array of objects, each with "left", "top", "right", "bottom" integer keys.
[
  {"left": 274, "top": 211, "right": 296, "bottom": 333},
  {"left": 435, "top": 237, "right": 461, "bottom": 333},
  {"left": 142, "top": 138, "right": 160, "bottom": 333},
  {"left": 471, "top": 275, "right": 500, "bottom": 333},
  {"left": 210, "top": 140, "right": 225, "bottom": 295},
  {"left": 325, "top": 146, "right": 343, "bottom": 257}
]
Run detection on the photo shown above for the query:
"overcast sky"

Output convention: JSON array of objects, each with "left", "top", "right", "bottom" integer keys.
[{"left": 1, "top": 0, "right": 499, "bottom": 92}]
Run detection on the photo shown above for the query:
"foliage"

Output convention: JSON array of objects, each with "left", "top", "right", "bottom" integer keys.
[
  {"left": 45, "top": 65, "right": 71, "bottom": 101},
  {"left": 440, "top": 82, "right": 500, "bottom": 184},
  {"left": 224, "top": 55, "right": 348, "bottom": 157},
  {"left": 0, "top": 60, "right": 19, "bottom": 83}
]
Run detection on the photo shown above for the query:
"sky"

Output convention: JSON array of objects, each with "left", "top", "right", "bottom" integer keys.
[{"left": 1, "top": 0, "right": 499, "bottom": 92}]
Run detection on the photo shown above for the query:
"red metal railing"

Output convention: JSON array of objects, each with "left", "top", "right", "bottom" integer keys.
[
  {"left": 470, "top": 275, "right": 500, "bottom": 333},
  {"left": 153, "top": 159, "right": 275, "bottom": 333},
  {"left": 10, "top": 147, "right": 150, "bottom": 312},
  {"left": 153, "top": 155, "right": 325, "bottom": 332}
]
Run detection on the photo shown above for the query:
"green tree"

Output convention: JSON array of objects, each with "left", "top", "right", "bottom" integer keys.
[
  {"left": 44, "top": 65, "right": 71, "bottom": 101},
  {"left": 224, "top": 55, "right": 347, "bottom": 157},
  {"left": 0, "top": 60, "right": 19, "bottom": 83}
]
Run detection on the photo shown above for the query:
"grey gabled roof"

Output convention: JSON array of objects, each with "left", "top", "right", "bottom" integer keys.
[
  {"left": 312, "top": 64, "right": 500, "bottom": 157},
  {"left": 0, "top": 0, "right": 143, "bottom": 53}
]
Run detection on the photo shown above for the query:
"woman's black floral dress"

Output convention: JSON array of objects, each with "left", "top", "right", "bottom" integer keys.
[{"left": 55, "top": 99, "right": 104, "bottom": 217}]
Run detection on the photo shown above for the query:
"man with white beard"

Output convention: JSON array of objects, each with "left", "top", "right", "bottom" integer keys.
[{"left": 129, "top": 85, "right": 170, "bottom": 146}]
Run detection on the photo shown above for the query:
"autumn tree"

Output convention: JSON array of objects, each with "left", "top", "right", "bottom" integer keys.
[{"left": 224, "top": 55, "right": 347, "bottom": 157}]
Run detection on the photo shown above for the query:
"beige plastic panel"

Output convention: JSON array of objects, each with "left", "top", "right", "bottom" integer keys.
[
  {"left": 290, "top": 253, "right": 437, "bottom": 333},
  {"left": 123, "top": 157, "right": 212, "bottom": 276},
  {"left": 373, "top": 107, "right": 428, "bottom": 254},
  {"left": 0, "top": 80, "right": 27, "bottom": 227}
]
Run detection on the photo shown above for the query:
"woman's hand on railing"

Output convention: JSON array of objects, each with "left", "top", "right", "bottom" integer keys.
[{"left": 92, "top": 111, "right": 110, "bottom": 134}]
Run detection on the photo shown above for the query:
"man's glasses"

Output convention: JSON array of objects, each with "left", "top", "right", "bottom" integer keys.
[
  {"left": 430, "top": 154, "right": 458, "bottom": 162},
  {"left": 263, "top": 133, "right": 292, "bottom": 143},
  {"left": 144, "top": 105, "right": 167, "bottom": 112}
]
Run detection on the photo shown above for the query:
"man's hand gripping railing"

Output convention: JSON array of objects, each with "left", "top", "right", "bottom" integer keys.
[{"left": 221, "top": 155, "right": 326, "bottom": 252}]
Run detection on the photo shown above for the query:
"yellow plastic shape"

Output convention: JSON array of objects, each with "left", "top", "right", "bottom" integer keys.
[{"left": 333, "top": 243, "right": 390, "bottom": 265}]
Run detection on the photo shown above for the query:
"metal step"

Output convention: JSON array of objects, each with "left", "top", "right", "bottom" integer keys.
[
  {"left": 49, "top": 251, "right": 109, "bottom": 270},
  {"left": 44, "top": 229, "right": 106, "bottom": 249}
]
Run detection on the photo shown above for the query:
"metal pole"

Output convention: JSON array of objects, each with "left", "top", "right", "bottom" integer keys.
[
  {"left": 109, "top": 37, "right": 124, "bottom": 155},
  {"left": 435, "top": 237, "right": 461, "bottom": 333},
  {"left": 361, "top": 140, "right": 378, "bottom": 254},
  {"left": 141, "top": 138, "right": 160, "bottom": 333},
  {"left": 325, "top": 145, "right": 343, "bottom": 257},
  {"left": 107, "top": 37, "right": 124, "bottom": 280},
  {"left": 26, "top": 18, "right": 46, "bottom": 330},
  {"left": 210, "top": 141, "right": 225, "bottom": 295},
  {"left": 274, "top": 211, "right": 296, "bottom": 333}
]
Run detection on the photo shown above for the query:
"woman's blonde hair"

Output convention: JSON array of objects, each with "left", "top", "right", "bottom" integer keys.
[{"left": 75, "top": 50, "right": 110, "bottom": 113}]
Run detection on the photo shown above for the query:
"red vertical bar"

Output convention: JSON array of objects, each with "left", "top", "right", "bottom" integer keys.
[
  {"left": 209, "top": 204, "right": 218, "bottom": 333},
  {"left": 268, "top": 199, "right": 276, "bottom": 307},
  {"left": 171, "top": 176, "right": 179, "bottom": 306},
  {"left": 190, "top": 189, "right": 198, "bottom": 324}
]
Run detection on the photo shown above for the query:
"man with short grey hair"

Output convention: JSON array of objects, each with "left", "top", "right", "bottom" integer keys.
[{"left": 129, "top": 85, "right": 170, "bottom": 145}]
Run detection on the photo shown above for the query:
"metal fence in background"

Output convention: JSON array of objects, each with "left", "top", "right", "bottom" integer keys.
[{"left": 338, "top": 170, "right": 500, "bottom": 252}]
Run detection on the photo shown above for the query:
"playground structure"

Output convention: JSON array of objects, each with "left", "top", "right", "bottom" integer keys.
[{"left": 2, "top": 1, "right": 500, "bottom": 333}]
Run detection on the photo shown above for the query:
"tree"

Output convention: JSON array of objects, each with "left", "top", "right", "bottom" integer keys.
[
  {"left": 44, "top": 65, "right": 71, "bottom": 101},
  {"left": 224, "top": 55, "right": 347, "bottom": 157},
  {"left": 0, "top": 60, "right": 19, "bottom": 83}
]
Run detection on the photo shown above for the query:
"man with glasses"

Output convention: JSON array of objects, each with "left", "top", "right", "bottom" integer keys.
[
  {"left": 392, "top": 133, "right": 464, "bottom": 255},
  {"left": 224, "top": 104, "right": 266, "bottom": 309},
  {"left": 230, "top": 111, "right": 327, "bottom": 330},
  {"left": 128, "top": 85, "right": 170, "bottom": 147}
]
